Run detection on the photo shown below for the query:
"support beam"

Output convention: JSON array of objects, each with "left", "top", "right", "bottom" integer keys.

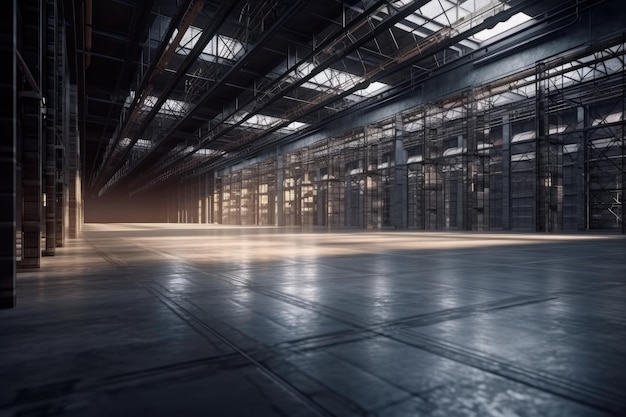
[
  {"left": 463, "top": 94, "right": 477, "bottom": 231},
  {"left": 502, "top": 114, "right": 511, "bottom": 230},
  {"left": 0, "top": 0, "right": 17, "bottom": 308},
  {"left": 43, "top": 0, "right": 58, "bottom": 255},
  {"left": 67, "top": 85, "right": 81, "bottom": 238},
  {"left": 535, "top": 63, "right": 549, "bottom": 232},
  {"left": 91, "top": 0, "right": 231, "bottom": 194},
  {"left": 20, "top": 94, "right": 42, "bottom": 268},
  {"left": 535, "top": 62, "right": 562, "bottom": 232},
  {"left": 391, "top": 114, "right": 407, "bottom": 229},
  {"left": 276, "top": 151, "right": 284, "bottom": 226},
  {"left": 57, "top": 40, "right": 70, "bottom": 247},
  {"left": 138, "top": 0, "right": 424, "bottom": 187},
  {"left": 576, "top": 106, "right": 586, "bottom": 231}
]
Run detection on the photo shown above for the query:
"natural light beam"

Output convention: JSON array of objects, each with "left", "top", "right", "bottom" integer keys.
[{"left": 473, "top": 12, "right": 532, "bottom": 42}]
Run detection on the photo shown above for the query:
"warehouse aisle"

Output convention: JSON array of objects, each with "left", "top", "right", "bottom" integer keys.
[{"left": 1, "top": 224, "right": 626, "bottom": 416}]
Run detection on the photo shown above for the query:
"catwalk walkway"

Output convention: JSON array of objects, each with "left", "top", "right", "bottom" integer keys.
[{"left": 1, "top": 224, "right": 626, "bottom": 416}]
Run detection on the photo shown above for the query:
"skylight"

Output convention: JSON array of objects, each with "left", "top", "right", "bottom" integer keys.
[
  {"left": 145, "top": 96, "right": 188, "bottom": 116},
  {"left": 473, "top": 12, "right": 532, "bottom": 42},
  {"left": 228, "top": 112, "right": 307, "bottom": 132},
  {"left": 415, "top": 0, "right": 478, "bottom": 26},
  {"left": 354, "top": 81, "right": 388, "bottom": 97},
  {"left": 125, "top": 91, "right": 189, "bottom": 117},
  {"left": 171, "top": 26, "right": 244, "bottom": 61},
  {"left": 135, "top": 139, "right": 152, "bottom": 149},
  {"left": 378, "top": 0, "right": 493, "bottom": 50},
  {"left": 195, "top": 148, "right": 219, "bottom": 157},
  {"left": 289, "top": 62, "right": 388, "bottom": 98}
]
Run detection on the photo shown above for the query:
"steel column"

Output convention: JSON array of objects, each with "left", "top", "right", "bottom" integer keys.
[
  {"left": 276, "top": 151, "right": 284, "bottom": 226},
  {"left": 502, "top": 114, "right": 511, "bottom": 230},
  {"left": 391, "top": 114, "right": 408, "bottom": 229},
  {"left": 0, "top": 0, "right": 17, "bottom": 308},
  {"left": 67, "top": 85, "right": 81, "bottom": 238},
  {"left": 43, "top": 0, "right": 57, "bottom": 255},
  {"left": 20, "top": 94, "right": 42, "bottom": 268}
]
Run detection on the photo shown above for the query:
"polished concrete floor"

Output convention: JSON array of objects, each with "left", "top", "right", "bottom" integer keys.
[{"left": 2, "top": 224, "right": 626, "bottom": 417}]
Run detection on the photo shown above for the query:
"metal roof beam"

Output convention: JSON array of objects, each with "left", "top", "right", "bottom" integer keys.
[
  {"left": 111, "top": 0, "right": 312, "bottom": 191},
  {"left": 90, "top": 0, "right": 204, "bottom": 192},
  {"left": 92, "top": 0, "right": 240, "bottom": 196},
  {"left": 133, "top": 0, "right": 429, "bottom": 185}
]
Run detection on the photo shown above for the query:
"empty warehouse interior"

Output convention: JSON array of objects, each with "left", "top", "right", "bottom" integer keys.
[{"left": 2, "top": 0, "right": 626, "bottom": 415}]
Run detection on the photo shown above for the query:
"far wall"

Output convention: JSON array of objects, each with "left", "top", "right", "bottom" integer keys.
[{"left": 84, "top": 192, "right": 168, "bottom": 223}]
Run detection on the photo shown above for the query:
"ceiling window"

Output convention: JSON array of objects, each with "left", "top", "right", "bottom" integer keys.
[
  {"left": 473, "top": 12, "right": 532, "bottom": 42},
  {"left": 172, "top": 26, "right": 244, "bottom": 61},
  {"left": 125, "top": 91, "right": 189, "bottom": 117},
  {"left": 228, "top": 112, "right": 307, "bottom": 131},
  {"left": 289, "top": 62, "right": 388, "bottom": 97}
]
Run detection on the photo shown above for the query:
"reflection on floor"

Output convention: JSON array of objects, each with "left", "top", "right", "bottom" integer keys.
[{"left": 2, "top": 223, "right": 626, "bottom": 416}]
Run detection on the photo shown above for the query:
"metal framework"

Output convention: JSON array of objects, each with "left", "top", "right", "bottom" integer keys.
[
  {"left": 173, "top": 38, "right": 624, "bottom": 232},
  {"left": 96, "top": 0, "right": 554, "bottom": 198}
]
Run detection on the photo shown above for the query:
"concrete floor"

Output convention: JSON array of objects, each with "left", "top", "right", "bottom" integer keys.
[{"left": 1, "top": 224, "right": 626, "bottom": 417}]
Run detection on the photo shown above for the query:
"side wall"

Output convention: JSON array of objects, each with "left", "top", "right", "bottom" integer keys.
[{"left": 169, "top": 2, "right": 626, "bottom": 232}]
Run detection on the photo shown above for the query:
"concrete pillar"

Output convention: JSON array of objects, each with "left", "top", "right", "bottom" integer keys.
[{"left": 1, "top": 0, "right": 16, "bottom": 307}]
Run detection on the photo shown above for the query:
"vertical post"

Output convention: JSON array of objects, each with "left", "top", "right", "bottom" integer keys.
[
  {"left": 182, "top": 184, "right": 185, "bottom": 222},
  {"left": 391, "top": 114, "right": 408, "bottom": 229},
  {"left": 463, "top": 92, "right": 480, "bottom": 231},
  {"left": 419, "top": 112, "right": 426, "bottom": 229},
  {"left": 457, "top": 168, "right": 464, "bottom": 229},
  {"left": 44, "top": 128, "right": 56, "bottom": 256},
  {"left": 197, "top": 176, "right": 201, "bottom": 224},
  {"left": 19, "top": 0, "right": 44, "bottom": 268},
  {"left": 67, "top": 85, "right": 81, "bottom": 238},
  {"left": 214, "top": 172, "right": 222, "bottom": 224},
  {"left": 502, "top": 114, "right": 511, "bottom": 230},
  {"left": 0, "top": 0, "right": 17, "bottom": 308},
  {"left": 177, "top": 182, "right": 181, "bottom": 223},
  {"left": 276, "top": 150, "right": 284, "bottom": 226},
  {"left": 576, "top": 106, "right": 586, "bottom": 231},
  {"left": 425, "top": 115, "right": 437, "bottom": 229},
  {"left": 20, "top": 95, "right": 43, "bottom": 268},
  {"left": 200, "top": 178, "right": 206, "bottom": 224},
  {"left": 56, "top": 18, "right": 68, "bottom": 247},
  {"left": 315, "top": 168, "right": 323, "bottom": 226},
  {"left": 537, "top": 63, "right": 562, "bottom": 231},
  {"left": 344, "top": 168, "right": 352, "bottom": 227},
  {"left": 43, "top": 0, "right": 56, "bottom": 256},
  {"left": 622, "top": 59, "right": 625, "bottom": 234},
  {"left": 536, "top": 62, "right": 551, "bottom": 232}
]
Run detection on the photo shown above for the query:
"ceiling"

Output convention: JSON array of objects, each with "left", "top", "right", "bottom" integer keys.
[{"left": 62, "top": 0, "right": 572, "bottom": 198}]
